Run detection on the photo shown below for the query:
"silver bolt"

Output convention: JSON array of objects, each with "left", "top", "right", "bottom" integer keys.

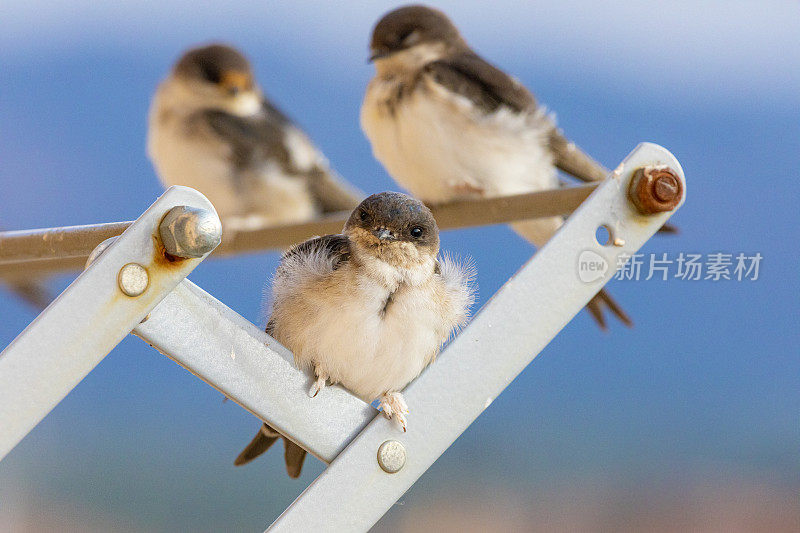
[
  {"left": 118, "top": 263, "right": 149, "bottom": 297},
  {"left": 159, "top": 206, "right": 222, "bottom": 259},
  {"left": 377, "top": 440, "right": 406, "bottom": 474}
]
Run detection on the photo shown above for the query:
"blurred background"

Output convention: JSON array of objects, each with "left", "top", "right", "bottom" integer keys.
[{"left": 1, "top": 1, "right": 798, "bottom": 531}]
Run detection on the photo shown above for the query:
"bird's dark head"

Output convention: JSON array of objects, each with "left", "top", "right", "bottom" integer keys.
[
  {"left": 171, "top": 44, "right": 261, "bottom": 113},
  {"left": 369, "top": 5, "right": 464, "bottom": 64},
  {"left": 345, "top": 192, "right": 439, "bottom": 268}
]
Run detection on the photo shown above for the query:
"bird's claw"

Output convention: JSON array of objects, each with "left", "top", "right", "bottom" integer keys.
[
  {"left": 379, "top": 392, "right": 409, "bottom": 431},
  {"left": 309, "top": 374, "right": 327, "bottom": 398}
]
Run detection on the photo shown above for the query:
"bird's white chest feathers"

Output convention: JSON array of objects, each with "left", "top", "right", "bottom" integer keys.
[
  {"left": 361, "top": 76, "right": 558, "bottom": 202},
  {"left": 269, "top": 253, "right": 472, "bottom": 401}
]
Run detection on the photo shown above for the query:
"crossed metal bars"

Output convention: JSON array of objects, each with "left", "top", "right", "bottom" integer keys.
[{"left": 0, "top": 143, "right": 684, "bottom": 531}]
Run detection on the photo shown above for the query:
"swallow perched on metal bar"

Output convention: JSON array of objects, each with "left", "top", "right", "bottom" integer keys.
[
  {"left": 235, "top": 192, "right": 475, "bottom": 477},
  {"left": 361, "top": 5, "right": 676, "bottom": 329},
  {"left": 148, "top": 44, "right": 362, "bottom": 229}
]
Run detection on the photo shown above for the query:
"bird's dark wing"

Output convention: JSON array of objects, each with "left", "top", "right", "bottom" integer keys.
[
  {"left": 424, "top": 53, "right": 678, "bottom": 237},
  {"left": 424, "top": 53, "right": 609, "bottom": 184},
  {"left": 273, "top": 234, "right": 351, "bottom": 291},
  {"left": 265, "top": 317, "right": 277, "bottom": 337},
  {"left": 267, "top": 235, "right": 350, "bottom": 334},
  {"left": 199, "top": 105, "right": 291, "bottom": 172},
  {"left": 197, "top": 102, "right": 362, "bottom": 213},
  {"left": 422, "top": 51, "right": 537, "bottom": 114},
  {"left": 281, "top": 234, "right": 351, "bottom": 269}
]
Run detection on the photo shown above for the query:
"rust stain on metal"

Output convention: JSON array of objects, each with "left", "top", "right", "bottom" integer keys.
[
  {"left": 151, "top": 235, "right": 188, "bottom": 269},
  {"left": 98, "top": 239, "right": 197, "bottom": 334},
  {"left": 627, "top": 166, "right": 683, "bottom": 214}
]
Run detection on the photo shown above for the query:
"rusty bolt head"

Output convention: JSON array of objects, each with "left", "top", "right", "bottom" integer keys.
[{"left": 628, "top": 166, "right": 683, "bottom": 215}]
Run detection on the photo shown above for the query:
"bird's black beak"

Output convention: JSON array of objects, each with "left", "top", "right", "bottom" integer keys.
[
  {"left": 372, "top": 228, "right": 396, "bottom": 241},
  {"left": 368, "top": 50, "right": 391, "bottom": 63}
]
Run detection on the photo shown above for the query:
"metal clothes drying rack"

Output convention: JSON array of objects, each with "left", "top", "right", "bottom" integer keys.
[{"left": 0, "top": 143, "right": 684, "bottom": 531}]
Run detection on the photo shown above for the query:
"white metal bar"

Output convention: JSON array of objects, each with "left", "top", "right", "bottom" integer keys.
[
  {"left": 268, "top": 143, "right": 685, "bottom": 532},
  {"left": 0, "top": 186, "right": 220, "bottom": 460},
  {"left": 0, "top": 185, "right": 597, "bottom": 278},
  {"left": 132, "top": 280, "right": 377, "bottom": 463}
]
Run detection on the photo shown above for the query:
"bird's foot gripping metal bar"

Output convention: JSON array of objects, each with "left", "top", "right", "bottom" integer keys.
[
  {"left": 131, "top": 143, "right": 684, "bottom": 531},
  {"left": 0, "top": 186, "right": 222, "bottom": 460}
]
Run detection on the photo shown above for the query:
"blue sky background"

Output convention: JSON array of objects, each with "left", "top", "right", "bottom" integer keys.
[{"left": 1, "top": 1, "right": 798, "bottom": 531}]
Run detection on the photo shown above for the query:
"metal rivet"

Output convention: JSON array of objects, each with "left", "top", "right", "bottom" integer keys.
[
  {"left": 377, "top": 440, "right": 406, "bottom": 474},
  {"left": 118, "top": 263, "right": 149, "bottom": 297},
  {"left": 159, "top": 206, "right": 223, "bottom": 259}
]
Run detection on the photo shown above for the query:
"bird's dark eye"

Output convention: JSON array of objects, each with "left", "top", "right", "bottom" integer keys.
[
  {"left": 228, "top": 86, "right": 240, "bottom": 96},
  {"left": 200, "top": 66, "right": 221, "bottom": 84},
  {"left": 410, "top": 226, "right": 424, "bottom": 239},
  {"left": 359, "top": 210, "right": 369, "bottom": 221}
]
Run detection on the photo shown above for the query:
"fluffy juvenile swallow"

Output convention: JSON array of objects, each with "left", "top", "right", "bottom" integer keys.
[
  {"left": 235, "top": 192, "right": 474, "bottom": 477},
  {"left": 148, "top": 44, "right": 361, "bottom": 227},
  {"left": 361, "top": 5, "right": 671, "bottom": 329}
]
